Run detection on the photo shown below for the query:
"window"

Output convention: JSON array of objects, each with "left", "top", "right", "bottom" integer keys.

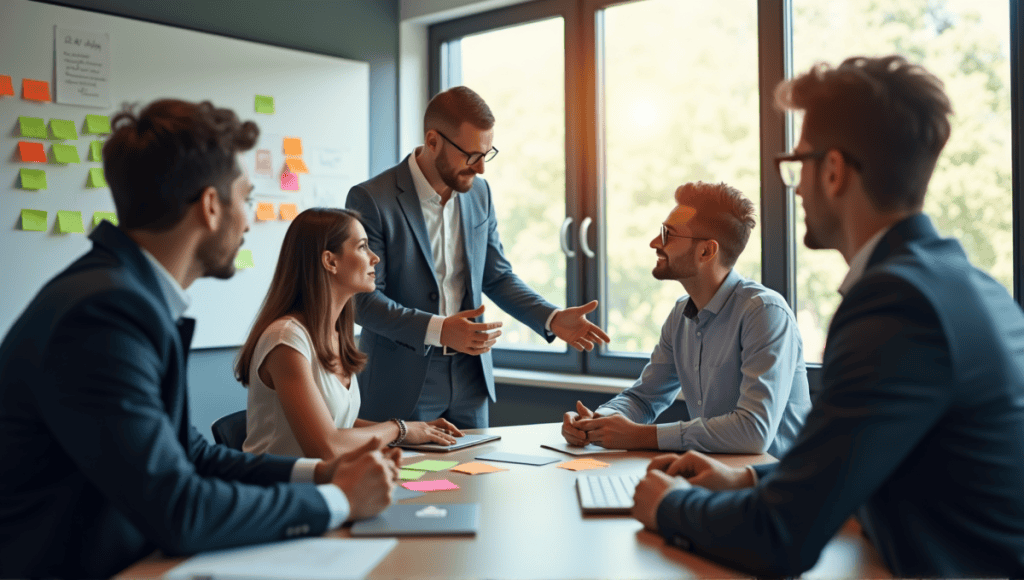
[{"left": 432, "top": 0, "right": 1021, "bottom": 376}]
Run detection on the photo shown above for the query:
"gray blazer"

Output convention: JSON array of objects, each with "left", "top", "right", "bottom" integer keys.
[{"left": 346, "top": 155, "right": 557, "bottom": 421}]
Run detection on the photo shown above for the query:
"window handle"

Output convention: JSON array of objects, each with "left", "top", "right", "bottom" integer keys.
[
  {"left": 579, "top": 216, "right": 596, "bottom": 259},
  {"left": 560, "top": 217, "right": 576, "bottom": 258}
]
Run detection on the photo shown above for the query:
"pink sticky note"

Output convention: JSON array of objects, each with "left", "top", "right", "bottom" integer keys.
[
  {"left": 402, "top": 479, "right": 459, "bottom": 492},
  {"left": 281, "top": 170, "right": 299, "bottom": 191}
]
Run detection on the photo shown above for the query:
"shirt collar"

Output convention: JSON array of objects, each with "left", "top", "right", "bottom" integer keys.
[
  {"left": 838, "top": 226, "right": 890, "bottom": 296},
  {"left": 682, "top": 269, "right": 742, "bottom": 319},
  {"left": 408, "top": 149, "right": 456, "bottom": 204},
  {"left": 139, "top": 247, "right": 191, "bottom": 321}
]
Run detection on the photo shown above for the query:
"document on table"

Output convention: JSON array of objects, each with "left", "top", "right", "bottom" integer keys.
[
  {"left": 163, "top": 537, "right": 396, "bottom": 580},
  {"left": 541, "top": 442, "right": 627, "bottom": 456}
]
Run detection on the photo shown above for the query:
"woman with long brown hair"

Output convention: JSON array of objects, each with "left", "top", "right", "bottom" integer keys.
[{"left": 235, "top": 208, "right": 462, "bottom": 459}]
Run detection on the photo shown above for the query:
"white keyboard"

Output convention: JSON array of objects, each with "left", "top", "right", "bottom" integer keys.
[{"left": 576, "top": 474, "right": 641, "bottom": 514}]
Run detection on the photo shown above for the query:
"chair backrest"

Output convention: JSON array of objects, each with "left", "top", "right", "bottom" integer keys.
[{"left": 211, "top": 410, "right": 247, "bottom": 450}]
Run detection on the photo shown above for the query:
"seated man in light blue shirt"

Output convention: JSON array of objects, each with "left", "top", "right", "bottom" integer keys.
[{"left": 562, "top": 182, "right": 811, "bottom": 457}]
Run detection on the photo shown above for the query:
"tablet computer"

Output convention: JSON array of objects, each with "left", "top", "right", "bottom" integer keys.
[
  {"left": 350, "top": 504, "right": 479, "bottom": 536},
  {"left": 398, "top": 433, "right": 500, "bottom": 453}
]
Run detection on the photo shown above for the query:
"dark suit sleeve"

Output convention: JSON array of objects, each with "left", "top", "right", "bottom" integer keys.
[
  {"left": 37, "top": 292, "right": 330, "bottom": 555},
  {"left": 347, "top": 184, "right": 433, "bottom": 353},
  {"left": 654, "top": 274, "right": 953, "bottom": 576},
  {"left": 477, "top": 179, "right": 558, "bottom": 339},
  {"left": 186, "top": 426, "right": 296, "bottom": 485}
]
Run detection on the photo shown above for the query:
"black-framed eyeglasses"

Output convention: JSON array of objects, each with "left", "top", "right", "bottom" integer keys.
[
  {"left": 774, "top": 149, "right": 862, "bottom": 188},
  {"left": 660, "top": 224, "right": 708, "bottom": 247},
  {"left": 436, "top": 131, "right": 498, "bottom": 165}
]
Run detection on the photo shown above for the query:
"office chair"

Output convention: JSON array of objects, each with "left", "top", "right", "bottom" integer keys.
[{"left": 211, "top": 410, "right": 247, "bottom": 450}]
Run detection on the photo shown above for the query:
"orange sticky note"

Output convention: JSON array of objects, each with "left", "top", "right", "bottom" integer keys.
[
  {"left": 279, "top": 203, "right": 299, "bottom": 221},
  {"left": 0, "top": 75, "right": 13, "bottom": 96},
  {"left": 282, "top": 137, "right": 302, "bottom": 156},
  {"left": 450, "top": 462, "right": 508, "bottom": 475},
  {"left": 556, "top": 458, "right": 610, "bottom": 471},
  {"left": 285, "top": 157, "right": 309, "bottom": 174},
  {"left": 18, "top": 142, "right": 47, "bottom": 163},
  {"left": 22, "top": 78, "right": 50, "bottom": 102},
  {"left": 256, "top": 202, "right": 276, "bottom": 221}
]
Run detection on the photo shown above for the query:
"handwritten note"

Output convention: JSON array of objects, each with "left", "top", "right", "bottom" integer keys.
[
  {"left": 19, "top": 116, "right": 47, "bottom": 139},
  {"left": 0, "top": 75, "right": 13, "bottom": 96},
  {"left": 255, "top": 94, "right": 275, "bottom": 114},
  {"left": 87, "top": 167, "right": 107, "bottom": 188},
  {"left": 84, "top": 114, "right": 112, "bottom": 135},
  {"left": 21, "top": 209, "right": 47, "bottom": 232},
  {"left": 49, "top": 119, "right": 78, "bottom": 140},
  {"left": 256, "top": 202, "right": 276, "bottom": 221},
  {"left": 55, "top": 27, "right": 111, "bottom": 107},
  {"left": 283, "top": 137, "right": 302, "bottom": 156},
  {"left": 234, "top": 249, "right": 255, "bottom": 269},
  {"left": 281, "top": 171, "right": 299, "bottom": 191},
  {"left": 18, "top": 142, "right": 47, "bottom": 163},
  {"left": 254, "top": 149, "right": 272, "bottom": 176},
  {"left": 285, "top": 157, "right": 309, "bottom": 174},
  {"left": 57, "top": 211, "right": 85, "bottom": 234},
  {"left": 401, "top": 480, "right": 459, "bottom": 492},
  {"left": 52, "top": 144, "right": 81, "bottom": 164},
  {"left": 90, "top": 141, "right": 103, "bottom": 162},
  {"left": 20, "top": 168, "right": 47, "bottom": 190},
  {"left": 22, "top": 78, "right": 50, "bottom": 102},
  {"left": 279, "top": 203, "right": 299, "bottom": 221},
  {"left": 92, "top": 211, "right": 118, "bottom": 227}
]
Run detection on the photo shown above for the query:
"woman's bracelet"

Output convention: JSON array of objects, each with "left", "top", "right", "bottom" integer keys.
[{"left": 388, "top": 418, "right": 407, "bottom": 447}]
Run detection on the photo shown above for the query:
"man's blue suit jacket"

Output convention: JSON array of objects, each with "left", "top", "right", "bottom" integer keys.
[
  {"left": 0, "top": 223, "right": 330, "bottom": 579},
  {"left": 347, "top": 155, "right": 557, "bottom": 421},
  {"left": 655, "top": 214, "right": 1024, "bottom": 577}
]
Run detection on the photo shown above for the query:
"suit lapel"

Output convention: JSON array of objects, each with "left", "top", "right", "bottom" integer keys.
[
  {"left": 459, "top": 185, "right": 483, "bottom": 301},
  {"left": 395, "top": 159, "right": 436, "bottom": 272}
]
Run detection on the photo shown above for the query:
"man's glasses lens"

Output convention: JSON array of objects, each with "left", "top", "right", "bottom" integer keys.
[{"left": 779, "top": 160, "right": 801, "bottom": 188}]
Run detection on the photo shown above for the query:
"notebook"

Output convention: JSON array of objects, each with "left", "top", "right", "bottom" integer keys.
[
  {"left": 399, "top": 433, "right": 500, "bottom": 452},
  {"left": 350, "top": 504, "right": 479, "bottom": 536}
]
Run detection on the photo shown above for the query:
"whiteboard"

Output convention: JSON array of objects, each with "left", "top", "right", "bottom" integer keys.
[{"left": 0, "top": 0, "right": 369, "bottom": 348}]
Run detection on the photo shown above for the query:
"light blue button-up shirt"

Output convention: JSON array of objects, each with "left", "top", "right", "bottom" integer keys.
[{"left": 597, "top": 270, "right": 811, "bottom": 457}]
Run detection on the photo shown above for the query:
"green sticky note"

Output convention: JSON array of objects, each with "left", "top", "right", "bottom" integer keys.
[
  {"left": 52, "top": 143, "right": 81, "bottom": 164},
  {"left": 254, "top": 94, "right": 275, "bottom": 114},
  {"left": 57, "top": 210, "right": 85, "bottom": 234},
  {"left": 50, "top": 119, "right": 78, "bottom": 140},
  {"left": 19, "top": 116, "right": 47, "bottom": 139},
  {"left": 92, "top": 211, "right": 118, "bottom": 227},
  {"left": 21, "top": 209, "right": 47, "bottom": 232},
  {"left": 20, "top": 168, "right": 47, "bottom": 190},
  {"left": 399, "top": 469, "right": 425, "bottom": 481},
  {"left": 84, "top": 114, "right": 112, "bottom": 134},
  {"left": 90, "top": 141, "right": 103, "bottom": 162},
  {"left": 87, "top": 167, "right": 108, "bottom": 188},
  {"left": 404, "top": 460, "right": 459, "bottom": 472},
  {"left": 234, "top": 249, "right": 255, "bottom": 269}
]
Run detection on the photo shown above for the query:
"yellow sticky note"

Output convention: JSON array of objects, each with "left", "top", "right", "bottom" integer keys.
[
  {"left": 92, "top": 211, "right": 118, "bottom": 227},
  {"left": 285, "top": 157, "right": 309, "bottom": 174},
  {"left": 399, "top": 469, "right": 425, "bottom": 481},
  {"left": 556, "top": 458, "right": 610, "bottom": 471},
  {"left": 57, "top": 210, "right": 85, "bottom": 234},
  {"left": 21, "top": 209, "right": 47, "bottom": 232},
  {"left": 279, "top": 203, "right": 299, "bottom": 221},
  {"left": 90, "top": 141, "right": 103, "bottom": 162},
  {"left": 50, "top": 119, "right": 78, "bottom": 140},
  {"left": 88, "top": 167, "right": 108, "bottom": 188},
  {"left": 282, "top": 137, "right": 302, "bottom": 156},
  {"left": 84, "top": 114, "right": 112, "bottom": 135},
  {"left": 234, "top": 249, "right": 255, "bottom": 269},
  {"left": 52, "top": 143, "right": 81, "bottom": 164},
  {"left": 20, "top": 168, "right": 47, "bottom": 190},
  {"left": 256, "top": 202, "right": 276, "bottom": 221},
  {"left": 450, "top": 462, "right": 509, "bottom": 475},
  {"left": 254, "top": 94, "right": 274, "bottom": 114}
]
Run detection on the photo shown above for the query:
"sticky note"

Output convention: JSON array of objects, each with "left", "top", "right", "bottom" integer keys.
[
  {"left": 19, "top": 116, "right": 47, "bottom": 139},
  {"left": 404, "top": 460, "right": 459, "bottom": 472},
  {"left": 90, "top": 141, "right": 103, "bottom": 162},
  {"left": 20, "top": 168, "right": 47, "bottom": 190},
  {"left": 256, "top": 202, "right": 276, "bottom": 221},
  {"left": 22, "top": 78, "right": 50, "bottom": 102},
  {"left": 450, "top": 462, "right": 508, "bottom": 475},
  {"left": 399, "top": 469, "right": 425, "bottom": 481},
  {"left": 234, "top": 249, "right": 255, "bottom": 269},
  {"left": 556, "top": 458, "right": 610, "bottom": 471},
  {"left": 50, "top": 119, "right": 78, "bottom": 140},
  {"left": 280, "top": 171, "right": 299, "bottom": 191},
  {"left": 20, "top": 209, "right": 47, "bottom": 231},
  {"left": 84, "top": 114, "right": 112, "bottom": 135},
  {"left": 0, "top": 75, "right": 14, "bottom": 96},
  {"left": 285, "top": 157, "right": 309, "bottom": 174},
  {"left": 18, "top": 142, "right": 47, "bottom": 163},
  {"left": 56, "top": 211, "right": 85, "bottom": 234},
  {"left": 254, "top": 94, "right": 274, "bottom": 114},
  {"left": 401, "top": 479, "right": 459, "bottom": 492},
  {"left": 87, "top": 167, "right": 108, "bottom": 188},
  {"left": 254, "top": 149, "right": 272, "bottom": 175},
  {"left": 282, "top": 137, "right": 302, "bottom": 156},
  {"left": 279, "top": 203, "right": 299, "bottom": 221},
  {"left": 52, "top": 143, "right": 81, "bottom": 164},
  {"left": 92, "top": 211, "right": 118, "bottom": 227}
]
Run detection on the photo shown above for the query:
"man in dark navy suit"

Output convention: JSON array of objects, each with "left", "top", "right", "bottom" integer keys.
[
  {"left": 0, "top": 99, "right": 398, "bottom": 579},
  {"left": 631, "top": 55, "right": 1024, "bottom": 577}
]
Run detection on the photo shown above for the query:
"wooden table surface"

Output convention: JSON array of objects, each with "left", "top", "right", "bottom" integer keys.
[{"left": 118, "top": 423, "right": 891, "bottom": 579}]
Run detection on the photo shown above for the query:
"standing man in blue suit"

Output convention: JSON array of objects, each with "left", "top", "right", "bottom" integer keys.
[
  {"left": 631, "top": 56, "right": 1024, "bottom": 577},
  {"left": 347, "top": 86, "right": 610, "bottom": 429},
  {"left": 0, "top": 100, "right": 398, "bottom": 579}
]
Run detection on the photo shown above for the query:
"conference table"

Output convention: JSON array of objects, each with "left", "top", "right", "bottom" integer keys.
[{"left": 117, "top": 423, "right": 891, "bottom": 579}]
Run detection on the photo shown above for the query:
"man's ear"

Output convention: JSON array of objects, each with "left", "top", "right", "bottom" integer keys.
[
  {"left": 196, "top": 186, "right": 221, "bottom": 232},
  {"left": 821, "top": 149, "right": 851, "bottom": 201},
  {"left": 424, "top": 129, "right": 441, "bottom": 154},
  {"left": 702, "top": 239, "right": 719, "bottom": 264}
]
